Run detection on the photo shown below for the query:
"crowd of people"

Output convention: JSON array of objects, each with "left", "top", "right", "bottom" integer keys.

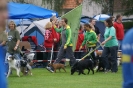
[{"left": 0, "top": 0, "right": 133, "bottom": 88}]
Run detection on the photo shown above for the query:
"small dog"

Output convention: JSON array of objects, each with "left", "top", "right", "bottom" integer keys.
[
  {"left": 48, "top": 63, "right": 66, "bottom": 73},
  {"left": 7, "top": 55, "right": 21, "bottom": 77},
  {"left": 96, "top": 56, "right": 105, "bottom": 72},
  {"left": 21, "top": 52, "right": 35, "bottom": 75},
  {"left": 71, "top": 59, "right": 94, "bottom": 75}
]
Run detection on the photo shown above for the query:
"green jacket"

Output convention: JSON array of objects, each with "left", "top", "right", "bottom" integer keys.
[
  {"left": 54, "top": 25, "right": 73, "bottom": 46},
  {"left": 82, "top": 30, "right": 97, "bottom": 47}
]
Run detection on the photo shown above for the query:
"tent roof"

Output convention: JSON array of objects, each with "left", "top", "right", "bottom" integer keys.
[{"left": 8, "top": 2, "right": 58, "bottom": 19}]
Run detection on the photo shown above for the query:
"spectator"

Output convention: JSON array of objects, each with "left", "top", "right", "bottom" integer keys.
[
  {"left": 89, "top": 18, "right": 100, "bottom": 41},
  {"left": 80, "top": 23, "right": 97, "bottom": 62},
  {"left": 114, "top": 14, "right": 124, "bottom": 50},
  {"left": 6, "top": 21, "right": 21, "bottom": 61},
  {"left": 122, "top": 28, "right": 133, "bottom": 88},
  {"left": 101, "top": 18, "right": 118, "bottom": 73},
  {"left": 46, "top": 18, "right": 76, "bottom": 72},
  {"left": 0, "top": 0, "right": 8, "bottom": 87},
  {"left": 110, "top": 16, "right": 115, "bottom": 23},
  {"left": 74, "top": 24, "right": 85, "bottom": 59}
]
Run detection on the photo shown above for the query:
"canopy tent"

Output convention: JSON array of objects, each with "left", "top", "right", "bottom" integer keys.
[
  {"left": 23, "top": 19, "right": 50, "bottom": 44},
  {"left": 93, "top": 14, "right": 110, "bottom": 21},
  {"left": 8, "top": 2, "right": 58, "bottom": 19}
]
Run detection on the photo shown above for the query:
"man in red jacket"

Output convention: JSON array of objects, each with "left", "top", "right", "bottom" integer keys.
[{"left": 114, "top": 14, "right": 124, "bottom": 50}]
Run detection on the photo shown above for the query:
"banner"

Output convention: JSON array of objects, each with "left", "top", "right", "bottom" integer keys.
[{"left": 61, "top": 4, "right": 82, "bottom": 50}]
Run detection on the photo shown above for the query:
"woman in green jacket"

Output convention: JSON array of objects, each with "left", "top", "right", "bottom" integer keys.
[{"left": 80, "top": 23, "right": 97, "bottom": 60}]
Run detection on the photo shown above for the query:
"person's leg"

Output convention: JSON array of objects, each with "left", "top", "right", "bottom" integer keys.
[
  {"left": 101, "top": 47, "right": 110, "bottom": 72},
  {"left": 5, "top": 52, "right": 10, "bottom": 75},
  {"left": 54, "top": 46, "right": 65, "bottom": 64},
  {"left": 14, "top": 53, "right": 21, "bottom": 60},
  {"left": 118, "top": 40, "right": 122, "bottom": 50},
  {"left": 109, "top": 46, "right": 118, "bottom": 73},
  {"left": 66, "top": 46, "right": 76, "bottom": 67}
]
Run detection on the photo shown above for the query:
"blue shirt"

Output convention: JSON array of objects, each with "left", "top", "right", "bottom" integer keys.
[
  {"left": 0, "top": 46, "right": 7, "bottom": 88},
  {"left": 122, "top": 29, "right": 133, "bottom": 88}
]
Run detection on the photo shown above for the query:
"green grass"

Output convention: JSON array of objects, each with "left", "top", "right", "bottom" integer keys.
[{"left": 8, "top": 66, "right": 123, "bottom": 88}]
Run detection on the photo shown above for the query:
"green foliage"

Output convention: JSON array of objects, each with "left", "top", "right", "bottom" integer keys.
[
  {"left": 8, "top": 66, "right": 122, "bottom": 88},
  {"left": 123, "top": 21, "right": 133, "bottom": 30},
  {"left": 42, "top": 0, "right": 66, "bottom": 15},
  {"left": 121, "top": 0, "right": 133, "bottom": 16}
]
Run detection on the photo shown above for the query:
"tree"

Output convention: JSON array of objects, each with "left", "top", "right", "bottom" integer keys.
[
  {"left": 90, "top": 0, "right": 114, "bottom": 15},
  {"left": 121, "top": 0, "right": 133, "bottom": 16}
]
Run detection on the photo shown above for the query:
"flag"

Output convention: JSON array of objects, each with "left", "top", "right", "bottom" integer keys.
[{"left": 61, "top": 4, "right": 82, "bottom": 50}]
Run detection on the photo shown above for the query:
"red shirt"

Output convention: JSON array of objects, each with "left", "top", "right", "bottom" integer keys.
[
  {"left": 114, "top": 22, "right": 124, "bottom": 40},
  {"left": 44, "top": 26, "right": 59, "bottom": 48},
  {"left": 75, "top": 30, "right": 85, "bottom": 51}
]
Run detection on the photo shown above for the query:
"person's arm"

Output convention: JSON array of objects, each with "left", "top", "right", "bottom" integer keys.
[
  {"left": 81, "top": 33, "right": 87, "bottom": 46},
  {"left": 0, "top": 33, "right": 7, "bottom": 46},
  {"left": 14, "top": 31, "right": 20, "bottom": 50},
  {"left": 54, "top": 25, "right": 62, "bottom": 33},
  {"left": 0, "top": 41, "right": 6, "bottom": 46}
]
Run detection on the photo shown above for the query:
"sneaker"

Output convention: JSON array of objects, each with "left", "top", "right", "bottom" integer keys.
[{"left": 46, "top": 66, "right": 54, "bottom": 73}]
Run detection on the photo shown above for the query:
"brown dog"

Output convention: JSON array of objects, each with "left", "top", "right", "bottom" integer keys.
[{"left": 48, "top": 63, "right": 66, "bottom": 73}]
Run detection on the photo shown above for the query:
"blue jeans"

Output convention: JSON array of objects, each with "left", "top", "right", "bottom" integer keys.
[{"left": 118, "top": 40, "right": 122, "bottom": 50}]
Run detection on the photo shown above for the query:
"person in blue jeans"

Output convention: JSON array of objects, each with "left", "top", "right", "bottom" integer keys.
[
  {"left": 122, "top": 28, "right": 133, "bottom": 88},
  {"left": 5, "top": 21, "right": 21, "bottom": 75},
  {"left": 0, "top": 0, "right": 8, "bottom": 87},
  {"left": 101, "top": 18, "right": 118, "bottom": 73}
]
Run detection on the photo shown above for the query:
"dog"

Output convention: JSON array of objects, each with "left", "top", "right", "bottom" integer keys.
[
  {"left": 71, "top": 59, "right": 94, "bottom": 75},
  {"left": 96, "top": 56, "right": 105, "bottom": 72},
  {"left": 20, "top": 52, "right": 35, "bottom": 75},
  {"left": 6, "top": 55, "right": 21, "bottom": 77},
  {"left": 48, "top": 63, "right": 66, "bottom": 73}
]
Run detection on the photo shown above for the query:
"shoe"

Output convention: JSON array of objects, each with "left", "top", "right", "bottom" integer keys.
[{"left": 46, "top": 66, "right": 54, "bottom": 73}]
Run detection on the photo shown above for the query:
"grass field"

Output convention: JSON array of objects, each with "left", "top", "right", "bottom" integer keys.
[{"left": 8, "top": 66, "right": 123, "bottom": 88}]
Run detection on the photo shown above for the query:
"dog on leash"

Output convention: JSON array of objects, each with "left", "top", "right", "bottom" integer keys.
[
  {"left": 71, "top": 59, "right": 94, "bottom": 75},
  {"left": 48, "top": 63, "right": 66, "bottom": 73},
  {"left": 6, "top": 55, "right": 21, "bottom": 77}
]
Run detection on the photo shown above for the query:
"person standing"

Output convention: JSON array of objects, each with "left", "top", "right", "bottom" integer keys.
[
  {"left": 0, "top": 0, "right": 8, "bottom": 87},
  {"left": 6, "top": 21, "right": 21, "bottom": 60},
  {"left": 114, "top": 14, "right": 124, "bottom": 50},
  {"left": 101, "top": 18, "right": 118, "bottom": 73},
  {"left": 122, "top": 28, "right": 133, "bottom": 88},
  {"left": 46, "top": 18, "right": 76, "bottom": 72},
  {"left": 89, "top": 18, "right": 100, "bottom": 41},
  {"left": 74, "top": 25, "right": 85, "bottom": 59},
  {"left": 80, "top": 23, "right": 97, "bottom": 63}
]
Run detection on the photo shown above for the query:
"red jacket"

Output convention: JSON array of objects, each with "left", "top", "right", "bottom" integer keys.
[
  {"left": 75, "top": 30, "right": 85, "bottom": 51},
  {"left": 44, "top": 26, "right": 59, "bottom": 48},
  {"left": 114, "top": 22, "right": 124, "bottom": 40}
]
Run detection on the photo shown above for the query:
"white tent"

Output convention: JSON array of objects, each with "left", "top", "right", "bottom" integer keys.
[{"left": 23, "top": 18, "right": 50, "bottom": 36}]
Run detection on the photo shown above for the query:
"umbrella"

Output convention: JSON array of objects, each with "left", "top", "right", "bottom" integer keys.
[{"left": 93, "top": 14, "right": 110, "bottom": 21}]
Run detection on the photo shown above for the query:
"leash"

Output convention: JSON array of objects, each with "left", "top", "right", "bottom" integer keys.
[{"left": 80, "top": 45, "right": 101, "bottom": 61}]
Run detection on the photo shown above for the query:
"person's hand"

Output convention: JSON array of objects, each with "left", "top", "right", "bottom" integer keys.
[
  {"left": 53, "top": 38, "right": 57, "bottom": 42},
  {"left": 102, "top": 41, "right": 106, "bottom": 45},
  {"left": 79, "top": 46, "right": 83, "bottom": 50},
  {"left": 14, "top": 46, "right": 18, "bottom": 51},
  {"left": 53, "top": 25, "right": 57, "bottom": 29},
  {"left": 64, "top": 45, "right": 67, "bottom": 49}
]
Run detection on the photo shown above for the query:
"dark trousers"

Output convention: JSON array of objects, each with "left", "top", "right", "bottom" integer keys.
[
  {"left": 101, "top": 46, "right": 118, "bottom": 72},
  {"left": 54, "top": 46, "right": 76, "bottom": 66},
  {"left": 87, "top": 47, "right": 96, "bottom": 60}
]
